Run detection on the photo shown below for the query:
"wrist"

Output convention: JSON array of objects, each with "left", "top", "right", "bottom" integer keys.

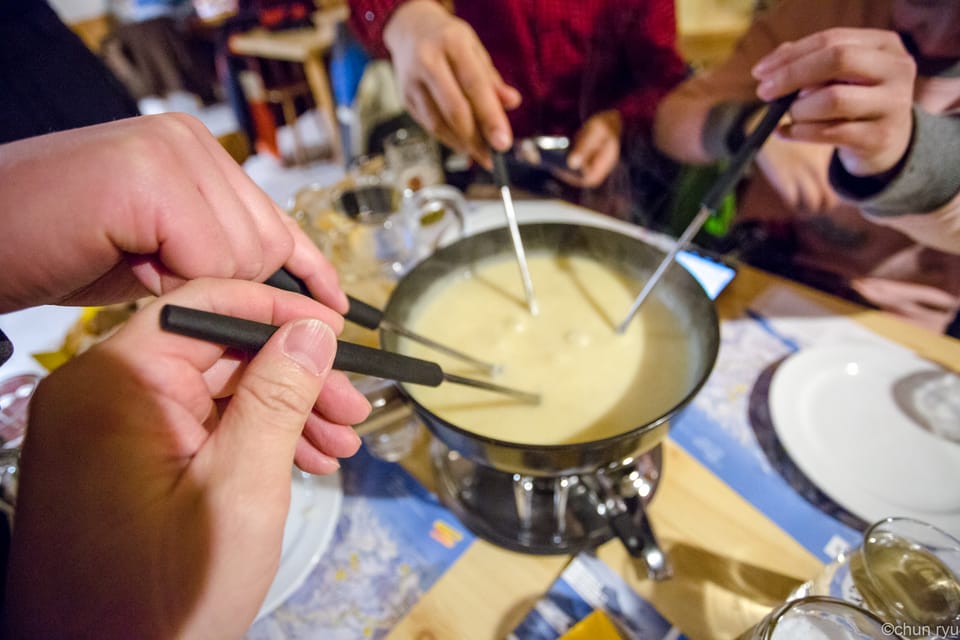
[
  {"left": 383, "top": 0, "right": 448, "bottom": 54},
  {"left": 838, "top": 113, "right": 914, "bottom": 177}
]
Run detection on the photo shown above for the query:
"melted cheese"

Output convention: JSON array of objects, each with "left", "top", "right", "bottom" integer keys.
[{"left": 398, "top": 253, "right": 694, "bottom": 446}]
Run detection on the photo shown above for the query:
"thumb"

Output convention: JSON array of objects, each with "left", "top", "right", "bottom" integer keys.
[{"left": 216, "top": 318, "right": 336, "bottom": 484}]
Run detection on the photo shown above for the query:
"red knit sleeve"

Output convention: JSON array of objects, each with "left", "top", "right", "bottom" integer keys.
[
  {"left": 346, "top": 0, "right": 409, "bottom": 58},
  {"left": 613, "top": 0, "right": 687, "bottom": 139}
]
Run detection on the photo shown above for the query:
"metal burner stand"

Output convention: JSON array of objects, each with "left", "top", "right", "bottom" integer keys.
[{"left": 430, "top": 439, "right": 669, "bottom": 577}]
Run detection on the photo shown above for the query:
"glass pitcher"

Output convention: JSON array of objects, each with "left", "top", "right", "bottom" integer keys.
[{"left": 297, "top": 179, "right": 467, "bottom": 285}]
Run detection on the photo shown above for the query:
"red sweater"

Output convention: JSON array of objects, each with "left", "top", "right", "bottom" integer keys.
[{"left": 348, "top": 0, "right": 687, "bottom": 140}]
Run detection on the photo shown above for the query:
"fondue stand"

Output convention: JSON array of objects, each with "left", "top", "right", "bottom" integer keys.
[
  {"left": 369, "top": 201, "right": 720, "bottom": 582},
  {"left": 430, "top": 439, "right": 667, "bottom": 574}
]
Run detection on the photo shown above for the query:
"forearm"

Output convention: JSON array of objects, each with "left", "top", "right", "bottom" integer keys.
[
  {"left": 653, "top": 87, "right": 722, "bottom": 164},
  {"left": 347, "top": 0, "right": 428, "bottom": 58}
]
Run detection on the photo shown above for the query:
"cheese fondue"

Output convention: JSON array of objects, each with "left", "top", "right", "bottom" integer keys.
[{"left": 397, "top": 253, "right": 694, "bottom": 445}]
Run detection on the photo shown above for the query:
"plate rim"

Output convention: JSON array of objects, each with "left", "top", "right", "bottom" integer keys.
[{"left": 768, "top": 343, "right": 960, "bottom": 536}]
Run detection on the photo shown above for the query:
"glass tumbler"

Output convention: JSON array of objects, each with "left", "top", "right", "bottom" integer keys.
[
  {"left": 738, "top": 596, "right": 902, "bottom": 640},
  {"left": 793, "top": 517, "right": 960, "bottom": 639}
]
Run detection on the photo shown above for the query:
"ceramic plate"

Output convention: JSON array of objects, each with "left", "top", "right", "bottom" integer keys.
[
  {"left": 256, "top": 469, "right": 342, "bottom": 620},
  {"left": 769, "top": 344, "right": 960, "bottom": 538}
]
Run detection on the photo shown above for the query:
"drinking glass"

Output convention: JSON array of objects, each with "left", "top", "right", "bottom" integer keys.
[
  {"left": 738, "top": 596, "right": 902, "bottom": 640},
  {"left": 792, "top": 517, "right": 960, "bottom": 639},
  {"left": 383, "top": 128, "right": 444, "bottom": 196},
  {"left": 0, "top": 373, "right": 41, "bottom": 530}
]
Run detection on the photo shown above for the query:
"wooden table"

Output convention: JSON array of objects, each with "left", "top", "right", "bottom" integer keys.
[{"left": 374, "top": 205, "right": 960, "bottom": 639}]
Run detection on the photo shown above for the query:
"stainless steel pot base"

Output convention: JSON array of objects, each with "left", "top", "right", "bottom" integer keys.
[{"left": 430, "top": 439, "right": 663, "bottom": 556}]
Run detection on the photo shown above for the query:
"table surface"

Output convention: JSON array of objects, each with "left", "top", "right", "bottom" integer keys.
[
  {"left": 3, "top": 199, "right": 957, "bottom": 640},
  {"left": 368, "top": 201, "right": 960, "bottom": 640}
]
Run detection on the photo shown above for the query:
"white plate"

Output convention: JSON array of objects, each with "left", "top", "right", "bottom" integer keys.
[
  {"left": 769, "top": 344, "right": 960, "bottom": 538},
  {"left": 256, "top": 469, "right": 342, "bottom": 620}
]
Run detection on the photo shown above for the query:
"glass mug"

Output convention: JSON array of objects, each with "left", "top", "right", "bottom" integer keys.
[
  {"left": 792, "top": 517, "right": 960, "bottom": 639},
  {"left": 319, "top": 181, "right": 467, "bottom": 284},
  {"left": 738, "top": 596, "right": 902, "bottom": 640}
]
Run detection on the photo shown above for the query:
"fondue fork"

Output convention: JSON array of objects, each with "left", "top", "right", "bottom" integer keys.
[
  {"left": 160, "top": 305, "right": 541, "bottom": 405},
  {"left": 492, "top": 151, "right": 539, "bottom": 316},
  {"left": 615, "top": 91, "right": 799, "bottom": 334},
  {"left": 266, "top": 269, "right": 503, "bottom": 376}
]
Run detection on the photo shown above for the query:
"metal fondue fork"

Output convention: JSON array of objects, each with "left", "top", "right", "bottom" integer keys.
[
  {"left": 160, "top": 305, "right": 541, "bottom": 404},
  {"left": 615, "top": 91, "right": 799, "bottom": 334},
  {"left": 266, "top": 269, "right": 502, "bottom": 376},
  {"left": 492, "top": 151, "right": 539, "bottom": 316}
]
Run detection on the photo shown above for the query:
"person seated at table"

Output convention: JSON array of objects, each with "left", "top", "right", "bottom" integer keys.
[
  {"left": 346, "top": 0, "right": 688, "bottom": 223},
  {"left": 0, "top": 114, "right": 370, "bottom": 638},
  {"left": 653, "top": 0, "right": 960, "bottom": 335}
]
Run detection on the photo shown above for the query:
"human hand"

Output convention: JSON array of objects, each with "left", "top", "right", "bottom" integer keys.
[
  {"left": 755, "top": 135, "right": 840, "bottom": 213},
  {"left": 556, "top": 110, "right": 622, "bottom": 188},
  {"left": 4, "top": 278, "right": 370, "bottom": 638},
  {"left": 0, "top": 114, "right": 347, "bottom": 314},
  {"left": 383, "top": 0, "right": 522, "bottom": 168},
  {"left": 851, "top": 276, "right": 959, "bottom": 332},
  {"left": 752, "top": 28, "right": 916, "bottom": 177}
]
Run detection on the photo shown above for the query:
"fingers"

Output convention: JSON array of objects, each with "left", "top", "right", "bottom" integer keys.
[
  {"left": 492, "top": 67, "right": 522, "bottom": 111},
  {"left": 296, "top": 412, "right": 363, "bottom": 474},
  {"left": 753, "top": 28, "right": 907, "bottom": 82},
  {"left": 156, "top": 115, "right": 347, "bottom": 312},
  {"left": 755, "top": 43, "right": 912, "bottom": 103},
  {"left": 406, "top": 81, "right": 468, "bottom": 156},
  {"left": 215, "top": 318, "right": 337, "bottom": 486},
  {"left": 851, "top": 278, "right": 958, "bottom": 331},
  {"left": 777, "top": 86, "right": 912, "bottom": 175},
  {"left": 315, "top": 370, "right": 372, "bottom": 425},
  {"left": 446, "top": 41, "right": 514, "bottom": 151},
  {"left": 277, "top": 213, "right": 349, "bottom": 314},
  {"left": 118, "top": 115, "right": 272, "bottom": 287},
  {"left": 125, "top": 278, "right": 346, "bottom": 375},
  {"left": 563, "top": 112, "right": 622, "bottom": 188},
  {"left": 168, "top": 114, "right": 295, "bottom": 280},
  {"left": 416, "top": 52, "right": 491, "bottom": 163},
  {"left": 386, "top": 2, "right": 514, "bottom": 168},
  {"left": 751, "top": 28, "right": 915, "bottom": 176}
]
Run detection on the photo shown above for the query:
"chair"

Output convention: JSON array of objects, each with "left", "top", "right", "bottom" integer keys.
[{"left": 227, "top": 5, "right": 347, "bottom": 163}]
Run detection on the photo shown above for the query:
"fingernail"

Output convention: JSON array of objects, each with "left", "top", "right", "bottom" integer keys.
[
  {"left": 567, "top": 154, "right": 582, "bottom": 170},
  {"left": 283, "top": 319, "right": 335, "bottom": 376},
  {"left": 490, "top": 129, "right": 511, "bottom": 151},
  {"left": 757, "top": 79, "right": 776, "bottom": 99}
]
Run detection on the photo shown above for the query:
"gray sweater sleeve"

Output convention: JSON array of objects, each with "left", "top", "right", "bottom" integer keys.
[{"left": 829, "top": 107, "right": 960, "bottom": 216}]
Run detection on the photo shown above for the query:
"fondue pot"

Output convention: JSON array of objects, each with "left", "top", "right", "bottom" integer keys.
[{"left": 379, "top": 222, "right": 720, "bottom": 579}]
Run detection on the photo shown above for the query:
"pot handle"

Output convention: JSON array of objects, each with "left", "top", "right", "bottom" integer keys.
[{"left": 581, "top": 469, "right": 672, "bottom": 581}]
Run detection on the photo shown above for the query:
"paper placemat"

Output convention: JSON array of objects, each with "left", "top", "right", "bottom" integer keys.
[
  {"left": 508, "top": 552, "right": 686, "bottom": 640},
  {"left": 669, "top": 286, "right": 910, "bottom": 562},
  {"left": 247, "top": 446, "right": 475, "bottom": 639}
]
